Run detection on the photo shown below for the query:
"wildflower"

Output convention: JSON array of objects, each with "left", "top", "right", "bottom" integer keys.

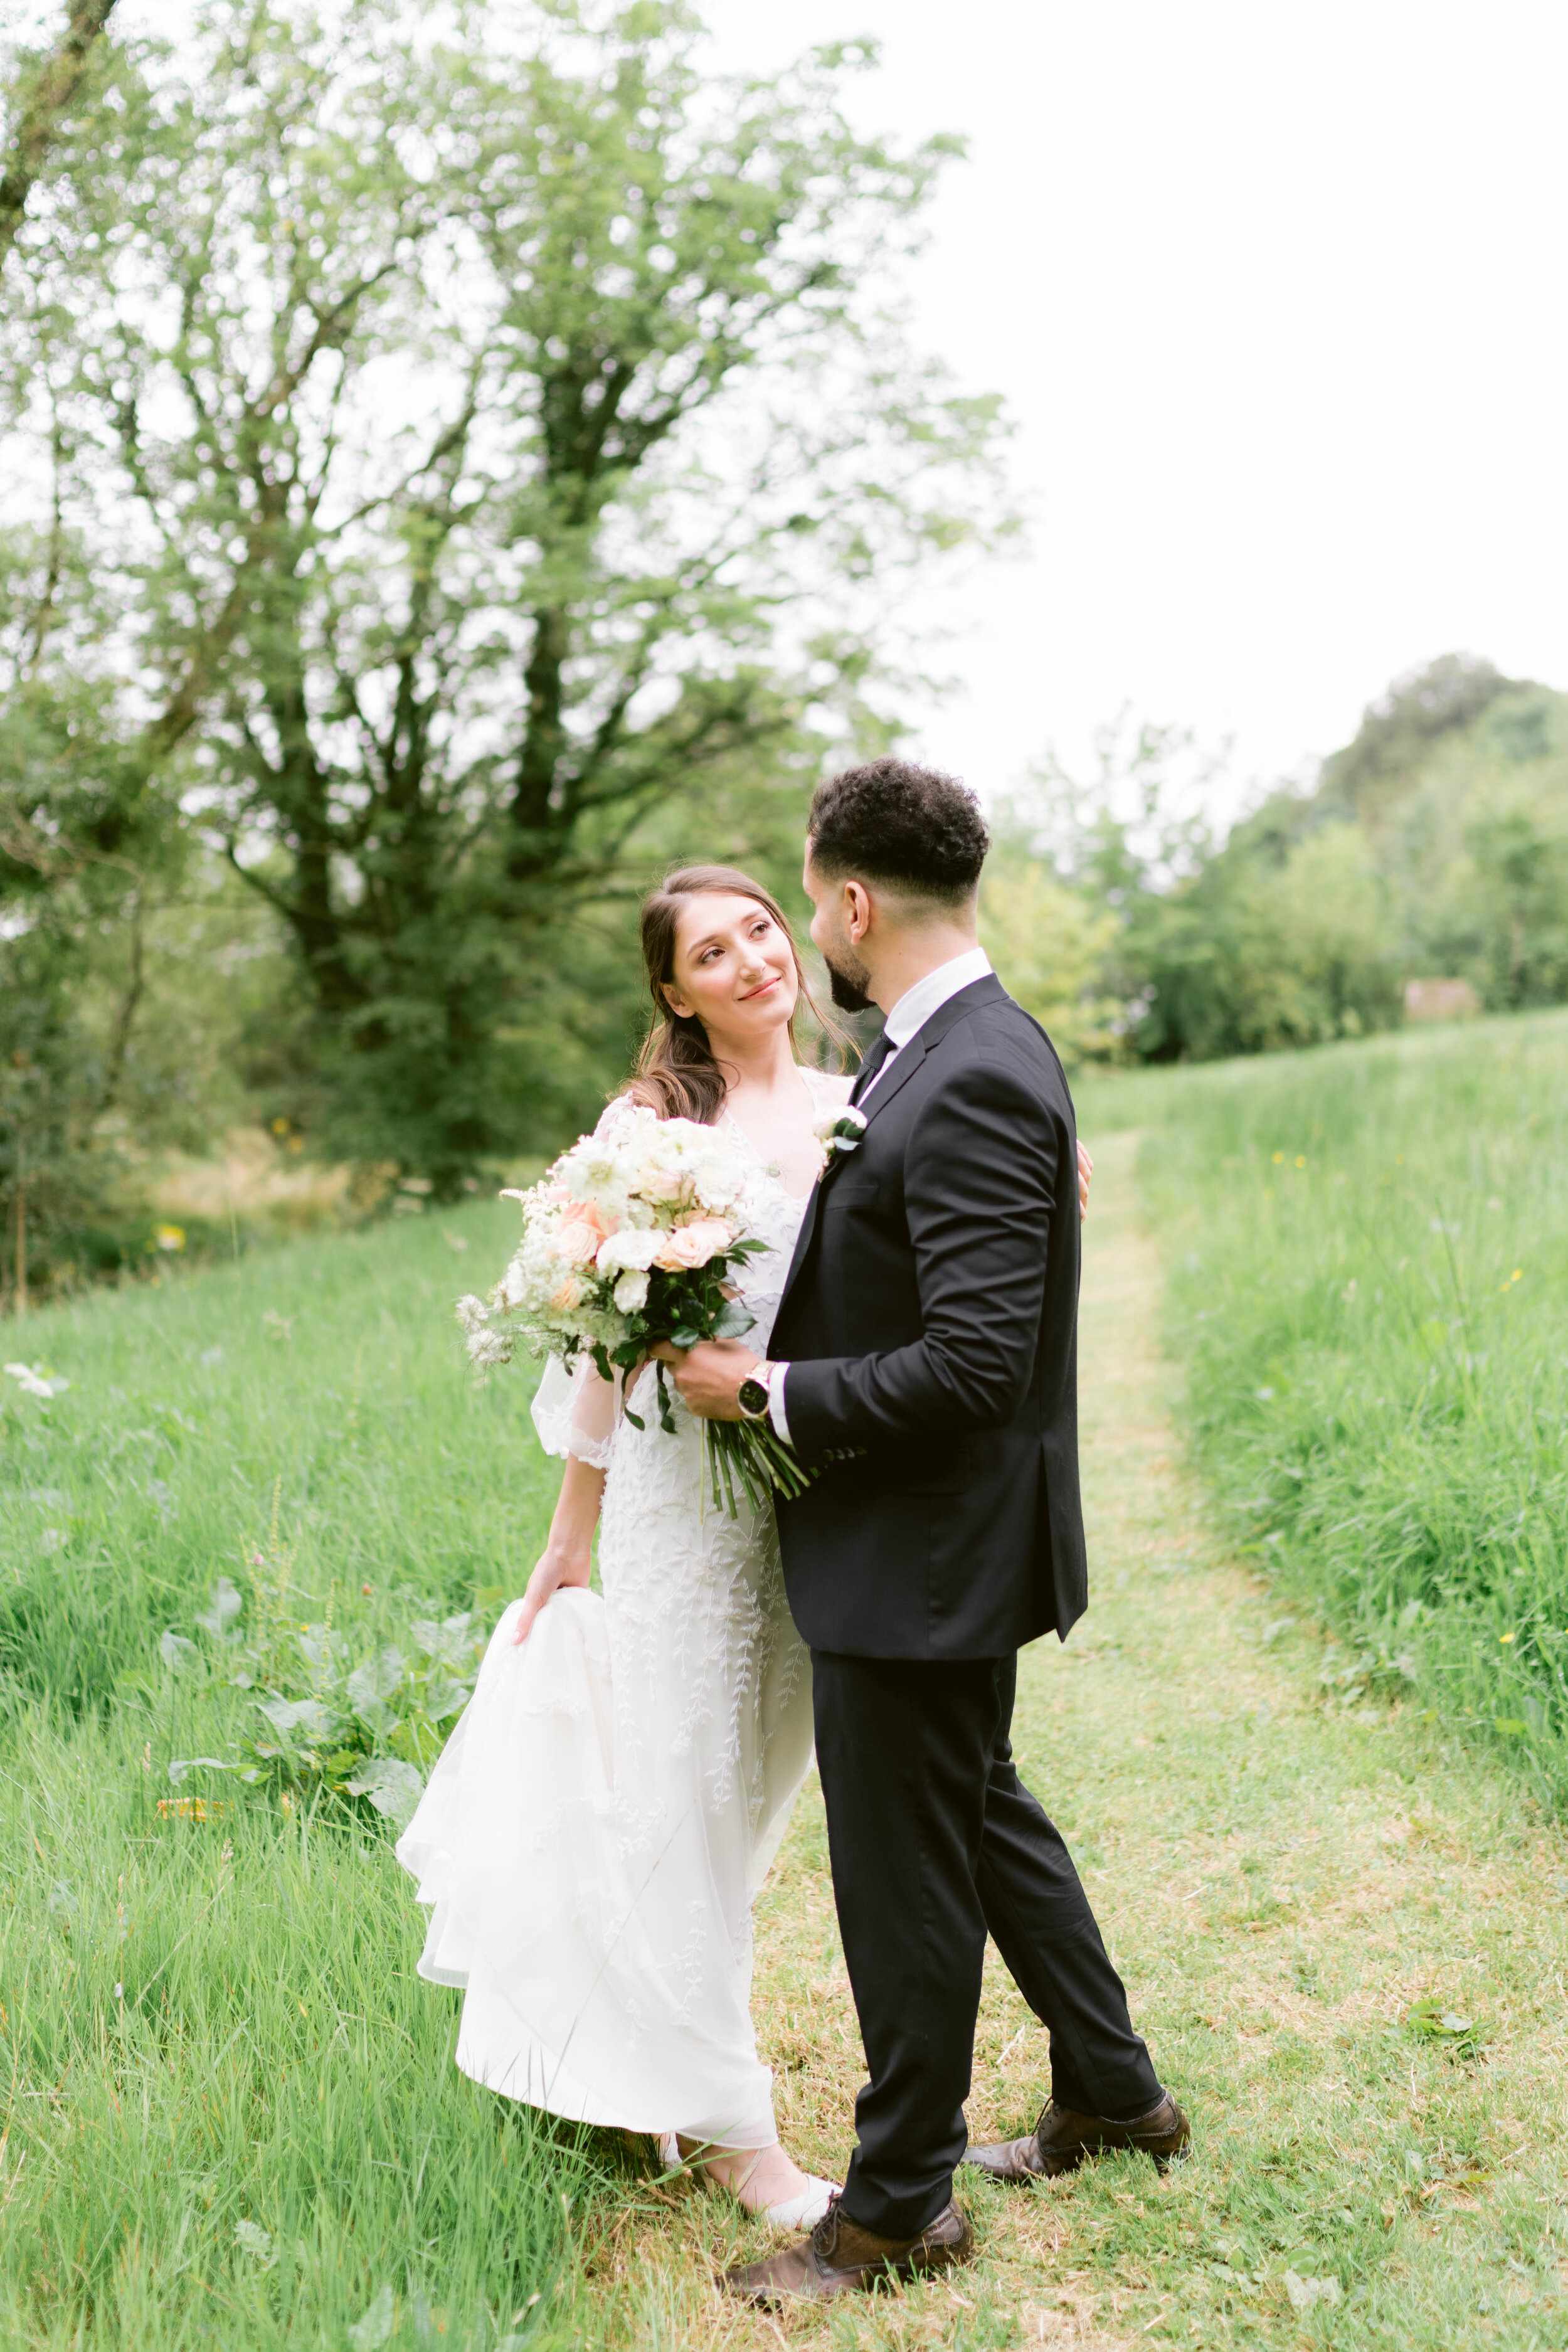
[{"left": 155, "top": 1224, "right": 186, "bottom": 1254}]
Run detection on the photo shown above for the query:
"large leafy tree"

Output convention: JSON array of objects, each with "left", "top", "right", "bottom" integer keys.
[{"left": 3, "top": 0, "right": 1010, "bottom": 1189}]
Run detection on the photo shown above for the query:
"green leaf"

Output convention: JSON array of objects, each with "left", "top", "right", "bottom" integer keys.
[{"left": 1406, "top": 1996, "right": 1484, "bottom": 2055}]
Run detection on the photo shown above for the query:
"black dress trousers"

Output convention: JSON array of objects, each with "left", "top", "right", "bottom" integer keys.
[{"left": 810, "top": 1648, "right": 1161, "bottom": 2239}]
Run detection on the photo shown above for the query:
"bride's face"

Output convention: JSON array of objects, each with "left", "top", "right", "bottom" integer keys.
[{"left": 662, "top": 892, "right": 799, "bottom": 1044}]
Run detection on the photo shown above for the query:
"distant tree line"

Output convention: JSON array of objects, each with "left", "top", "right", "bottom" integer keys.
[{"left": 983, "top": 654, "right": 1568, "bottom": 1067}]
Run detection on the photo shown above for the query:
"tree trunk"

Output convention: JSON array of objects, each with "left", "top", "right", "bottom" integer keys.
[
  {"left": 98, "top": 892, "right": 144, "bottom": 1115},
  {"left": 0, "top": 0, "right": 119, "bottom": 265}
]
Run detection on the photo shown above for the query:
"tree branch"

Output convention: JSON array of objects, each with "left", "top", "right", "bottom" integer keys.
[{"left": 0, "top": 0, "right": 117, "bottom": 266}]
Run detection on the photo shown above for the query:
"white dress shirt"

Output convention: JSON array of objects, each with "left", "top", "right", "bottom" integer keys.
[{"left": 766, "top": 946, "right": 992, "bottom": 1444}]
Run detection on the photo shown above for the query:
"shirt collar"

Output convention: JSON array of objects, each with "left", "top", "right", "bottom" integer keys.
[{"left": 882, "top": 945, "right": 993, "bottom": 1050}]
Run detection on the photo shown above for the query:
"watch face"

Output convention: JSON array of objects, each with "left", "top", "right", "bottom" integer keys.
[{"left": 738, "top": 1376, "right": 770, "bottom": 1416}]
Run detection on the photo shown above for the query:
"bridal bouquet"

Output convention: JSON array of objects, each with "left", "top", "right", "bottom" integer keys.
[{"left": 456, "top": 1106, "right": 813, "bottom": 1516}]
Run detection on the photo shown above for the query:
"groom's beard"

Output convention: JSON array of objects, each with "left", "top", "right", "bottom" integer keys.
[{"left": 824, "top": 943, "right": 875, "bottom": 1014}]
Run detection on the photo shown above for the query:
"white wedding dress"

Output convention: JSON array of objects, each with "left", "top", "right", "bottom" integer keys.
[{"left": 398, "top": 1080, "right": 842, "bottom": 2155}]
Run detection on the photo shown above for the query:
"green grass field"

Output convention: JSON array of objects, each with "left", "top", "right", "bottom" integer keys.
[
  {"left": 0, "top": 1203, "right": 620, "bottom": 2349},
  {"left": 1081, "top": 1004, "right": 1568, "bottom": 1807},
  {"left": 2, "top": 1008, "right": 1565, "bottom": 2348}
]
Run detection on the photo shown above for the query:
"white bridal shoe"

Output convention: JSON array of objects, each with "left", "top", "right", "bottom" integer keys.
[
  {"left": 657, "top": 2134, "right": 836, "bottom": 2229},
  {"left": 758, "top": 2176, "right": 837, "bottom": 2229}
]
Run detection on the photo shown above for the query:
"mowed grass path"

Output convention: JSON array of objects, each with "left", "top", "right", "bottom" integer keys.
[{"left": 582, "top": 1133, "right": 1568, "bottom": 2351}]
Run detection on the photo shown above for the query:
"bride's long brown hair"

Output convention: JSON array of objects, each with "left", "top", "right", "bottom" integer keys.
[{"left": 628, "top": 864, "right": 854, "bottom": 1124}]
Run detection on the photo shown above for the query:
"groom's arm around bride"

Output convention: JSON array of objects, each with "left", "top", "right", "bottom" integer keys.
[{"left": 668, "top": 757, "right": 1188, "bottom": 2307}]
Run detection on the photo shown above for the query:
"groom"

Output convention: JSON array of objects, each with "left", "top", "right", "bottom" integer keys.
[{"left": 663, "top": 758, "right": 1187, "bottom": 2302}]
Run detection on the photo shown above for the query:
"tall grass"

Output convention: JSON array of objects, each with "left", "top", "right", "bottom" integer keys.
[
  {"left": 1082, "top": 1008, "right": 1568, "bottom": 1806},
  {"left": 0, "top": 1202, "right": 615, "bottom": 2349}
]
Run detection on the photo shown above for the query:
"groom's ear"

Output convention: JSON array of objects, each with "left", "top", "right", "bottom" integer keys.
[{"left": 844, "top": 878, "right": 874, "bottom": 943}]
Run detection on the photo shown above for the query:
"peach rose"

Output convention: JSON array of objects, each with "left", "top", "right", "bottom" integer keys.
[
  {"left": 556, "top": 1202, "right": 610, "bottom": 1266},
  {"left": 549, "top": 1274, "right": 586, "bottom": 1311},
  {"left": 654, "top": 1217, "right": 734, "bottom": 1271}
]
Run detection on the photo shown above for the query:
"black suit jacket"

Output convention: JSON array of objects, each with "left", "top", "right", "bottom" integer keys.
[{"left": 771, "top": 974, "right": 1086, "bottom": 1660}]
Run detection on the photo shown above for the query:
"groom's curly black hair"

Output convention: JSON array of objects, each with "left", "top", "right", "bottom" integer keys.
[{"left": 807, "top": 756, "right": 990, "bottom": 906}]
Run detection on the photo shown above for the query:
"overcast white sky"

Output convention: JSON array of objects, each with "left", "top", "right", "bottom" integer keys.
[{"left": 703, "top": 0, "right": 1568, "bottom": 812}]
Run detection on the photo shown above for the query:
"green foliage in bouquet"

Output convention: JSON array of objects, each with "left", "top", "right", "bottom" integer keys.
[{"left": 589, "top": 1239, "right": 812, "bottom": 1517}]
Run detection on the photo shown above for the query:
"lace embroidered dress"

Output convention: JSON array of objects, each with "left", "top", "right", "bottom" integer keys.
[{"left": 397, "top": 1078, "right": 841, "bottom": 2149}]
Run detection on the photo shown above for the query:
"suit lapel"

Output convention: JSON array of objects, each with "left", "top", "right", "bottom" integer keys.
[
  {"left": 857, "top": 972, "right": 1006, "bottom": 1133},
  {"left": 774, "top": 975, "right": 1008, "bottom": 1327}
]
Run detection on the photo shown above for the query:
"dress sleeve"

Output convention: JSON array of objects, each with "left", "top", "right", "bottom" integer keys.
[
  {"left": 531, "top": 1355, "right": 622, "bottom": 1471},
  {"left": 527, "top": 1094, "right": 638, "bottom": 1471}
]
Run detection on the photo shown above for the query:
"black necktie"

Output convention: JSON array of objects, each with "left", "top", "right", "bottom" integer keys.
[{"left": 849, "top": 1027, "right": 894, "bottom": 1106}]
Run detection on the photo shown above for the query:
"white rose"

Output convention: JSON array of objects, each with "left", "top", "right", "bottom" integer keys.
[
  {"left": 595, "top": 1227, "right": 660, "bottom": 1276},
  {"left": 613, "top": 1269, "right": 650, "bottom": 1313}
]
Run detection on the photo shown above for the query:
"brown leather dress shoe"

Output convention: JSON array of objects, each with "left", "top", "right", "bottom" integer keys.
[
  {"left": 721, "top": 2193, "right": 975, "bottom": 2304},
  {"left": 965, "top": 2089, "right": 1190, "bottom": 2183}
]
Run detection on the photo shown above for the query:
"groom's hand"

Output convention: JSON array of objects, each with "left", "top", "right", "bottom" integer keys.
[{"left": 650, "top": 1337, "right": 759, "bottom": 1422}]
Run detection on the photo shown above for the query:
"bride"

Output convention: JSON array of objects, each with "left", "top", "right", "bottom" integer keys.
[{"left": 398, "top": 861, "right": 1091, "bottom": 2227}]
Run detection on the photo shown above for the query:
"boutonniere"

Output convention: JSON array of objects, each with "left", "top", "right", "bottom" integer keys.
[{"left": 812, "top": 1106, "right": 867, "bottom": 1175}]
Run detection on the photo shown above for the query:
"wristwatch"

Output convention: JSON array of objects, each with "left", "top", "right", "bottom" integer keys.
[{"left": 737, "top": 1364, "right": 773, "bottom": 1421}]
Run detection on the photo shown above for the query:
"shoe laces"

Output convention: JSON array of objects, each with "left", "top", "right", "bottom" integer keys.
[{"left": 809, "top": 2191, "right": 844, "bottom": 2258}]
